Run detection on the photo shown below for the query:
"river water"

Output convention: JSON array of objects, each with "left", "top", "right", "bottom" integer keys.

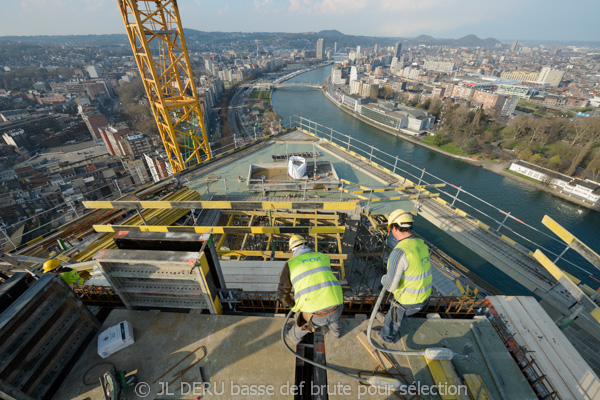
[{"left": 271, "top": 65, "right": 600, "bottom": 294}]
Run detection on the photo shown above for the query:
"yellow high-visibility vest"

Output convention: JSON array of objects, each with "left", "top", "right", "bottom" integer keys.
[
  {"left": 390, "top": 238, "right": 432, "bottom": 304},
  {"left": 59, "top": 268, "right": 83, "bottom": 285},
  {"left": 288, "top": 252, "right": 343, "bottom": 313}
]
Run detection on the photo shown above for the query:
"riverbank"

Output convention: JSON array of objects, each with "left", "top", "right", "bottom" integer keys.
[{"left": 322, "top": 89, "right": 600, "bottom": 212}]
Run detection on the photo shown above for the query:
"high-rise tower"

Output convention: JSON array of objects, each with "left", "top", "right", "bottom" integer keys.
[
  {"left": 394, "top": 42, "right": 402, "bottom": 58},
  {"left": 316, "top": 38, "right": 324, "bottom": 60}
]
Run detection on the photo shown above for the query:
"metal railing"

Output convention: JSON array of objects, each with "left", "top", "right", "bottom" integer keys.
[{"left": 287, "top": 115, "right": 598, "bottom": 282}]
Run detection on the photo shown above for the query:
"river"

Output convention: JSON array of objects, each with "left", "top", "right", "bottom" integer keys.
[{"left": 271, "top": 64, "right": 600, "bottom": 294}]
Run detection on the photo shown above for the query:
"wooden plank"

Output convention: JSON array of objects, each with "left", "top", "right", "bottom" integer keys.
[
  {"left": 425, "top": 359, "right": 470, "bottom": 400},
  {"left": 488, "top": 298, "right": 551, "bottom": 394},
  {"left": 463, "top": 374, "right": 492, "bottom": 400},
  {"left": 356, "top": 331, "right": 395, "bottom": 370},
  {"left": 516, "top": 297, "right": 600, "bottom": 399},
  {"left": 394, "top": 326, "right": 437, "bottom": 394},
  {"left": 467, "top": 319, "right": 535, "bottom": 400},
  {"left": 493, "top": 296, "right": 582, "bottom": 399}
]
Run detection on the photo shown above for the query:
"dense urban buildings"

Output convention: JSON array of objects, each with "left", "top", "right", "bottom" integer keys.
[{"left": 0, "top": 30, "right": 599, "bottom": 244}]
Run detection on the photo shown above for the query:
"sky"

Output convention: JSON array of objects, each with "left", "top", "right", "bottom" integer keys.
[{"left": 1, "top": 0, "right": 598, "bottom": 42}]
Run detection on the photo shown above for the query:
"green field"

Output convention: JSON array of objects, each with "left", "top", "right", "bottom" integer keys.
[
  {"left": 439, "top": 144, "right": 467, "bottom": 156},
  {"left": 421, "top": 135, "right": 468, "bottom": 155},
  {"left": 249, "top": 90, "right": 271, "bottom": 101}
]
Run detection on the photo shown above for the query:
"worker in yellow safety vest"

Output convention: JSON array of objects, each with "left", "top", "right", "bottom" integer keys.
[
  {"left": 380, "top": 209, "right": 432, "bottom": 343},
  {"left": 43, "top": 259, "right": 83, "bottom": 285},
  {"left": 278, "top": 234, "right": 344, "bottom": 345}
]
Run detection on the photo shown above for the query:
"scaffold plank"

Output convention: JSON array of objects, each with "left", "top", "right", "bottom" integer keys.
[{"left": 490, "top": 296, "right": 599, "bottom": 400}]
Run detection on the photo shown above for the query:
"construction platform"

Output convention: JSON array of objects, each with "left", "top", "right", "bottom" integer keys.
[
  {"left": 325, "top": 316, "right": 537, "bottom": 400},
  {"left": 248, "top": 160, "right": 340, "bottom": 192},
  {"left": 53, "top": 307, "right": 541, "bottom": 400},
  {"left": 54, "top": 310, "right": 297, "bottom": 400},
  {"left": 183, "top": 137, "right": 414, "bottom": 212},
  {"left": 3, "top": 127, "right": 600, "bottom": 399}
]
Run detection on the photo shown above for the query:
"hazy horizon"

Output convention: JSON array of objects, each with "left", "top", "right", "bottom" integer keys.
[{"left": 1, "top": 0, "right": 598, "bottom": 42}]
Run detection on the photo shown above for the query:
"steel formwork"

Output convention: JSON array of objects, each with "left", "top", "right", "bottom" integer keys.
[
  {"left": 217, "top": 290, "right": 487, "bottom": 315},
  {"left": 0, "top": 275, "right": 100, "bottom": 400},
  {"left": 212, "top": 209, "right": 348, "bottom": 278},
  {"left": 94, "top": 246, "right": 223, "bottom": 314}
]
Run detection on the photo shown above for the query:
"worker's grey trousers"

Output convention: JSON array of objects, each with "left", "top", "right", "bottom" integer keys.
[
  {"left": 381, "top": 300, "right": 426, "bottom": 343},
  {"left": 288, "top": 306, "right": 343, "bottom": 345}
]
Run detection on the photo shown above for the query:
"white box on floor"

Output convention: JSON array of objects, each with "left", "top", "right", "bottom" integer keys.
[{"left": 97, "top": 320, "right": 134, "bottom": 358}]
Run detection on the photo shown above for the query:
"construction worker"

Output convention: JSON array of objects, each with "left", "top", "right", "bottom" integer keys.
[
  {"left": 278, "top": 234, "right": 343, "bottom": 345},
  {"left": 380, "top": 209, "right": 432, "bottom": 343},
  {"left": 43, "top": 259, "right": 83, "bottom": 285}
]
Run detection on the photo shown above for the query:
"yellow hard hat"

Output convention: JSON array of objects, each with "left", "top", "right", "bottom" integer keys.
[
  {"left": 387, "top": 209, "right": 414, "bottom": 228},
  {"left": 289, "top": 234, "right": 307, "bottom": 250},
  {"left": 43, "top": 259, "right": 62, "bottom": 273}
]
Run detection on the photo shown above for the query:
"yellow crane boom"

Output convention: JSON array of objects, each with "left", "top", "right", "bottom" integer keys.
[{"left": 117, "top": 0, "right": 211, "bottom": 173}]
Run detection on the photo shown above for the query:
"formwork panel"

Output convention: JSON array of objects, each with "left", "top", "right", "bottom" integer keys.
[
  {"left": 94, "top": 248, "right": 222, "bottom": 313},
  {"left": 0, "top": 274, "right": 100, "bottom": 400}
]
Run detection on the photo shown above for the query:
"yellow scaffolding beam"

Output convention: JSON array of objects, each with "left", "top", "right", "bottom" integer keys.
[
  {"left": 220, "top": 211, "right": 341, "bottom": 220},
  {"left": 93, "top": 225, "right": 345, "bottom": 234},
  {"left": 368, "top": 193, "right": 439, "bottom": 202},
  {"left": 73, "top": 188, "right": 200, "bottom": 262},
  {"left": 351, "top": 183, "right": 446, "bottom": 194},
  {"left": 117, "top": 0, "right": 211, "bottom": 173},
  {"left": 542, "top": 215, "right": 600, "bottom": 271},
  {"left": 83, "top": 200, "right": 359, "bottom": 211},
  {"left": 340, "top": 179, "right": 373, "bottom": 192},
  {"left": 533, "top": 249, "right": 600, "bottom": 323}
]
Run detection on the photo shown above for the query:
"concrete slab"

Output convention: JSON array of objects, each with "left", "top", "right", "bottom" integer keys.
[
  {"left": 185, "top": 141, "right": 407, "bottom": 207},
  {"left": 323, "top": 316, "right": 415, "bottom": 400},
  {"left": 324, "top": 316, "right": 536, "bottom": 400},
  {"left": 54, "top": 310, "right": 296, "bottom": 400}
]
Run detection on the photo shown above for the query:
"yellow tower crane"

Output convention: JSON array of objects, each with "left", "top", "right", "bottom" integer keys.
[{"left": 117, "top": 0, "right": 212, "bottom": 173}]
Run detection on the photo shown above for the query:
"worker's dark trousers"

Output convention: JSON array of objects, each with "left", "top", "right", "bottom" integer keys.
[
  {"left": 288, "top": 306, "right": 343, "bottom": 345},
  {"left": 381, "top": 300, "right": 426, "bottom": 343}
]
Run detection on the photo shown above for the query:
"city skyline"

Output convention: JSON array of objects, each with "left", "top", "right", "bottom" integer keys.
[{"left": 1, "top": 0, "right": 598, "bottom": 42}]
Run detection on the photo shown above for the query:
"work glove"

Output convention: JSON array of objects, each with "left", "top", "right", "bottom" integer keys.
[{"left": 283, "top": 296, "right": 295, "bottom": 309}]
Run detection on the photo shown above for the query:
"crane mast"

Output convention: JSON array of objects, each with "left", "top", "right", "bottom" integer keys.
[{"left": 117, "top": 0, "right": 211, "bottom": 173}]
